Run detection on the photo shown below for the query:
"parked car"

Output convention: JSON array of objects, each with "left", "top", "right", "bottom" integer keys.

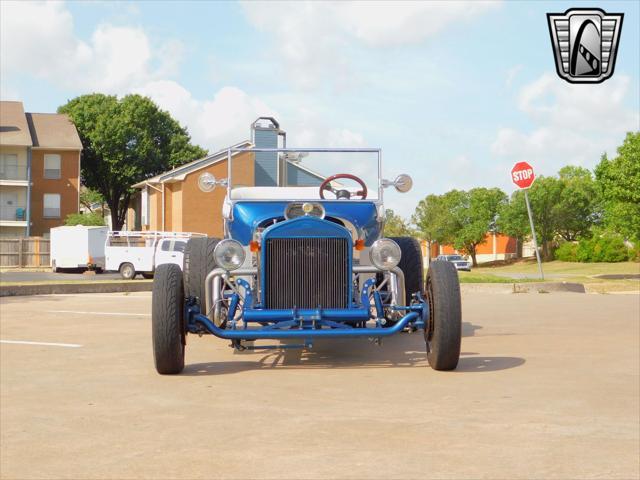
[
  {"left": 105, "top": 231, "right": 205, "bottom": 279},
  {"left": 50, "top": 225, "right": 108, "bottom": 272},
  {"left": 436, "top": 254, "right": 472, "bottom": 271},
  {"left": 151, "top": 147, "right": 462, "bottom": 375}
]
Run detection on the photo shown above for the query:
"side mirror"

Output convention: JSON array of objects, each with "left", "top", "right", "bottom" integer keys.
[
  {"left": 198, "top": 172, "right": 228, "bottom": 193},
  {"left": 382, "top": 174, "right": 413, "bottom": 193}
]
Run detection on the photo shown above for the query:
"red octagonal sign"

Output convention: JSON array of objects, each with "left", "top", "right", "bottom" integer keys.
[{"left": 511, "top": 161, "right": 536, "bottom": 189}]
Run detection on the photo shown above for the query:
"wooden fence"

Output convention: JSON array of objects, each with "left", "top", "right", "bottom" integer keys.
[{"left": 0, "top": 237, "right": 50, "bottom": 268}]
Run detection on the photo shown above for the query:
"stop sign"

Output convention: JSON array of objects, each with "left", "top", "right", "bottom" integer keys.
[{"left": 511, "top": 162, "right": 536, "bottom": 189}]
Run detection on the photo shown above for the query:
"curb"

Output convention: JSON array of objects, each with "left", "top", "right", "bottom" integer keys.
[
  {"left": 0, "top": 281, "right": 152, "bottom": 297},
  {"left": 461, "top": 282, "right": 586, "bottom": 294},
  {"left": 512, "top": 282, "right": 586, "bottom": 293}
]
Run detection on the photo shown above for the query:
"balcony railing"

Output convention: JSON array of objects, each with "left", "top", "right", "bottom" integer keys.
[
  {"left": 0, "top": 166, "right": 28, "bottom": 181},
  {"left": 0, "top": 205, "right": 27, "bottom": 221}
]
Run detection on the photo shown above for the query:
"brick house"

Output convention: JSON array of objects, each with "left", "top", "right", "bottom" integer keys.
[
  {"left": 129, "top": 118, "right": 323, "bottom": 237},
  {"left": 0, "top": 101, "right": 82, "bottom": 237}
]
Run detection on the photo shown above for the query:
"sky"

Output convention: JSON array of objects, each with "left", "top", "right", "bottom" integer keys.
[{"left": 1, "top": 0, "right": 638, "bottom": 215}]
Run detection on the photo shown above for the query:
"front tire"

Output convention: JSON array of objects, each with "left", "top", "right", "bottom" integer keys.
[
  {"left": 425, "top": 260, "right": 461, "bottom": 371},
  {"left": 152, "top": 263, "right": 185, "bottom": 374}
]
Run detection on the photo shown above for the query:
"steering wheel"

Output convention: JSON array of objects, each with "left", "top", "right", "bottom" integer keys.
[{"left": 319, "top": 173, "right": 368, "bottom": 200}]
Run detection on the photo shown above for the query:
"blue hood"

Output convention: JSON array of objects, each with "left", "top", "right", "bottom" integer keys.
[{"left": 228, "top": 201, "right": 382, "bottom": 245}]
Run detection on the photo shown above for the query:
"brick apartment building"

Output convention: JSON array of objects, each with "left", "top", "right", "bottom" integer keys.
[{"left": 0, "top": 101, "right": 82, "bottom": 237}]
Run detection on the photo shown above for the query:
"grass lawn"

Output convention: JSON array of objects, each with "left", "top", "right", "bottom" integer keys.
[
  {"left": 462, "top": 259, "right": 640, "bottom": 292},
  {"left": 475, "top": 259, "right": 640, "bottom": 276}
]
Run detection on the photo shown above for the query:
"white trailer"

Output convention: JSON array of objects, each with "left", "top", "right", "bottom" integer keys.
[
  {"left": 50, "top": 225, "right": 109, "bottom": 272},
  {"left": 105, "top": 231, "right": 205, "bottom": 279}
]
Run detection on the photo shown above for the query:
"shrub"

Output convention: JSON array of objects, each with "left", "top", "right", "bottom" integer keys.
[
  {"left": 575, "top": 235, "right": 629, "bottom": 262},
  {"left": 554, "top": 242, "right": 578, "bottom": 261},
  {"left": 64, "top": 212, "right": 106, "bottom": 226}
]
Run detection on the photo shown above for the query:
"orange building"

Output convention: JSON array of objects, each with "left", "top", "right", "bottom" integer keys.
[
  {"left": 0, "top": 101, "right": 82, "bottom": 237},
  {"left": 423, "top": 232, "right": 518, "bottom": 263}
]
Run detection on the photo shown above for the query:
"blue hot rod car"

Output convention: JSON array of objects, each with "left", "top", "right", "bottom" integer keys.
[{"left": 151, "top": 147, "right": 461, "bottom": 374}]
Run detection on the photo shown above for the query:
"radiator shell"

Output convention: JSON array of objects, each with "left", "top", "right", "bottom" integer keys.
[{"left": 260, "top": 216, "right": 353, "bottom": 309}]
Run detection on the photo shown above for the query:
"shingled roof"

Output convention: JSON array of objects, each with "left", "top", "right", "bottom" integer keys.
[
  {"left": 0, "top": 101, "right": 33, "bottom": 147},
  {"left": 26, "top": 112, "right": 82, "bottom": 150}
]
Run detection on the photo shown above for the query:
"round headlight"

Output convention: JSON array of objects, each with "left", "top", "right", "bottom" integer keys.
[
  {"left": 369, "top": 238, "right": 401, "bottom": 270},
  {"left": 214, "top": 239, "right": 246, "bottom": 270}
]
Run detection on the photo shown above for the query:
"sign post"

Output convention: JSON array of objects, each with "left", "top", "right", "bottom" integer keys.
[{"left": 511, "top": 162, "right": 544, "bottom": 280}]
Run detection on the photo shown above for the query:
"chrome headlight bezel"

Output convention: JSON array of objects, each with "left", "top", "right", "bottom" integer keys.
[
  {"left": 369, "top": 238, "right": 402, "bottom": 270},
  {"left": 214, "top": 239, "right": 246, "bottom": 271}
]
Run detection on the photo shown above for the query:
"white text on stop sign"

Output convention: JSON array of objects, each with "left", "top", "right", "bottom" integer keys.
[{"left": 512, "top": 169, "right": 533, "bottom": 182}]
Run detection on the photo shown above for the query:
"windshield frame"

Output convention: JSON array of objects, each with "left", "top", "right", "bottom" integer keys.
[{"left": 225, "top": 147, "right": 383, "bottom": 204}]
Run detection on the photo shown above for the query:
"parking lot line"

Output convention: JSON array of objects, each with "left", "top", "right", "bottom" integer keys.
[
  {"left": 1, "top": 340, "right": 82, "bottom": 348},
  {"left": 39, "top": 294, "right": 150, "bottom": 299},
  {"left": 50, "top": 310, "right": 150, "bottom": 317}
]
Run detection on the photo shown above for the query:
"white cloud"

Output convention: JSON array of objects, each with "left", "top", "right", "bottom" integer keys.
[
  {"left": 0, "top": 1, "right": 370, "bottom": 160},
  {"left": 0, "top": 1, "right": 180, "bottom": 93},
  {"left": 241, "top": 1, "right": 500, "bottom": 89},
  {"left": 135, "top": 81, "right": 278, "bottom": 150},
  {"left": 491, "top": 73, "right": 639, "bottom": 176}
]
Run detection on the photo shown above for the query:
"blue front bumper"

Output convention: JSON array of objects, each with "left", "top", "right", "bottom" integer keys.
[{"left": 188, "top": 309, "right": 423, "bottom": 340}]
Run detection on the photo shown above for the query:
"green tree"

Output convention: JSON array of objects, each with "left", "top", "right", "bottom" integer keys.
[
  {"left": 65, "top": 212, "right": 106, "bottom": 226},
  {"left": 413, "top": 191, "right": 466, "bottom": 246},
  {"left": 80, "top": 187, "right": 104, "bottom": 213},
  {"left": 497, "top": 190, "right": 530, "bottom": 257},
  {"left": 453, "top": 188, "right": 507, "bottom": 266},
  {"left": 413, "top": 194, "right": 443, "bottom": 251},
  {"left": 384, "top": 209, "right": 413, "bottom": 237},
  {"left": 555, "top": 165, "right": 600, "bottom": 241},
  {"left": 595, "top": 132, "right": 640, "bottom": 241},
  {"left": 59, "top": 94, "right": 207, "bottom": 230},
  {"left": 526, "top": 176, "right": 564, "bottom": 260}
]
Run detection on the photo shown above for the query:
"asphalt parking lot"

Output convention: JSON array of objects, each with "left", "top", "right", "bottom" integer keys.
[{"left": 1, "top": 292, "right": 638, "bottom": 479}]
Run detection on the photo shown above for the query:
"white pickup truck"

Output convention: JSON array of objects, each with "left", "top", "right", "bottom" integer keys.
[{"left": 105, "top": 231, "right": 205, "bottom": 279}]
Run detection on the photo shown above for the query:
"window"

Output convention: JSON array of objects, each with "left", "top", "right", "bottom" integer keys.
[
  {"left": 160, "top": 240, "right": 187, "bottom": 253},
  {"left": 44, "top": 154, "right": 61, "bottom": 179},
  {"left": 43, "top": 194, "right": 61, "bottom": 218},
  {"left": 0, "top": 154, "right": 19, "bottom": 180},
  {"left": 141, "top": 186, "right": 149, "bottom": 226}
]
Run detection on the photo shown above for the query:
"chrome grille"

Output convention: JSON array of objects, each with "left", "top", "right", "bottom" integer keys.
[{"left": 264, "top": 237, "right": 349, "bottom": 309}]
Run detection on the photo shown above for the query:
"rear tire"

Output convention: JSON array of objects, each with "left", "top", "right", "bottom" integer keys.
[
  {"left": 119, "top": 262, "right": 136, "bottom": 280},
  {"left": 425, "top": 260, "right": 461, "bottom": 371},
  {"left": 183, "top": 237, "right": 220, "bottom": 306},
  {"left": 388, "top": 237, "right": 424, "bottom": 304},
  {"left": 152, "top": 263, "right": 185, "bottom": 374}
]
